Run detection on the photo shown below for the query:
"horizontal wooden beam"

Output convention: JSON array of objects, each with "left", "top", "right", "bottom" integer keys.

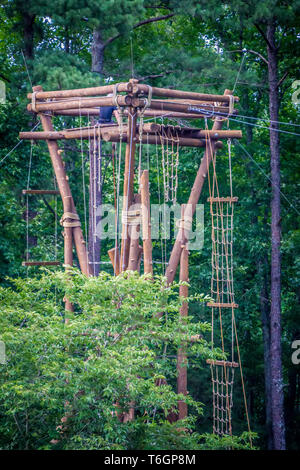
[
  {"left": 206, "top": 359, "right": 239, "bottom": 368},
  {"left": 19, "top": 129, "right": 224, "bottom": 149},
  {"left": 27, "top": 82, "right": 132, "bottom": 100},
  {"left": 50, "top": 108, "right": 230, "bottom": 119},
  {"left": 103, "top": 133, "right": 224, "bottom": 149},
  {"left": 133, "top": 84, "right": 239, "bottom": 103},
  {"left": 22, "top": 261, "right": 61, "bottom": 266},
  {"left": 149, "top": 125, "right": 242, "bottom": 140},
  {"left": 22, "top": 190, "right": 60, "bottom": 195},
  {"left": 19, "top": 123, "right": 158, "bottom": 141},
  {"left": 135, "top": 99, "right": 237, "bottom": 117}
]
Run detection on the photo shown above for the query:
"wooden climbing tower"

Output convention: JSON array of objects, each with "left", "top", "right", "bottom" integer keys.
[{"left": 19, "top": 79, "right": 251, "bottom": 435}]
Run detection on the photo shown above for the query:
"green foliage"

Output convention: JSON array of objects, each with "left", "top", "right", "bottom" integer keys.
[
  {"left": 0, "top": 270, "right": 223, "bottom": 450},
  {"left": 0, "top": 0, "right": 299, "bottom": 451}
]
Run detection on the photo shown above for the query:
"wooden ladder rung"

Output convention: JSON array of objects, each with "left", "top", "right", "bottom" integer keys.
[
  {"left": 22, "top": 190, "right": 60, "bottom": 195},
  {"left": 207, "top": 197, "right": 238, "bottom": 203},
  {"left": 207, "top": 359, "right": 239, "bottom": 368},
  {"left": 207, "top": 302, "right": 239, "bottom": 308},
  {"left": 22, "top": 261, "right": 61, "bottom": 266}
]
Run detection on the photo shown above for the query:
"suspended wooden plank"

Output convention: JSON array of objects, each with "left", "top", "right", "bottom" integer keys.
[
  {"left": 207, "top": 197, "right": 239, "bottom": 203},
  {"left": 207, "top": 302, "right": 239, "bottom": 308},
  {"left": 22, "top": 261, "right": 61, "bottom": 266},
  {"left": 22, "top": 190, "right": 60, "bottom": 195},
  {"left": 206, "top": 359, "right": 239, "bottom": 368}
]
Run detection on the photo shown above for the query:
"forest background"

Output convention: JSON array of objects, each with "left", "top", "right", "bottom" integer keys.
[{"left": 0, "top": 0, "right": 299, "bottom": 451}]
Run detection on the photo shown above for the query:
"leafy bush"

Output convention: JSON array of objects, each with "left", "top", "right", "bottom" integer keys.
[{"left": 0, "top": 270, "right": 217, "bottom": 450}]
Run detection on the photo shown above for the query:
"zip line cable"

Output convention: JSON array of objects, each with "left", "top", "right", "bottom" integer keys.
[
  {"left": 232, "top": 52, "right": 247, "bottom": 93},
  {"left": 143, "top": 106, "right": 300, "bottom": 132},
  {"left": 21, "top": 50, "right": 33, "bottom": 89},
  {"left": 235, "top": 140, "right": 300, "bottom": 216},
  {"left": 0, "top": 122, "right": 40, "bottom": 166}
]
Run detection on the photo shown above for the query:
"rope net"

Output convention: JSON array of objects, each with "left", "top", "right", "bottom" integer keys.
[
  {"left": 206, "top": 123, "right": 239, "bottom": 438},
  {"left": 211, "top": 363, "right": 235, "bottom": 436}
]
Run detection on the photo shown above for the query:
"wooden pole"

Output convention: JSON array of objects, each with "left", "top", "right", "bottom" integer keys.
[
  {"left": 20, "top": 130, "right": 223, "bottom": 149},
  {"left": 120, "top": 81, "right": 138, "bottom": 272},
  {"left": 132, "top": 98, "right": 236, "bottom": 117},
  {"left": 27, "top": 95, "right": 131, "bottom": 113},
  {"left": 102, "top": 133, "right": 223, "bottom": 149},
  {"left": 27, "top": 82, "right": 132, "bottom": 100},
  {"left": 132, "top": 84, "right": 239, "bottom": 103},
  {"left": 127, "top": 194, "right": 142, "bottom": 272},
  {"left": 177, "top": 241, "right": 189, "bottom": 420},
  {"left": 20, "top": 128, "right": 241, "bottom": 141},
  {"left": 22, "top": 189, "right": 60, "bottom": 195},
  {"left": 32, "top": 86, "right": 91, "bottom": 276},
  {"left": 63, "top": 196, "right": 74, "bottom": 314},
  {"left": 140, "top": 170, "right": 153, "bottom": 275},
  {"left": 165, "top": 90, "right": 232, "bottom": 285},
  {"left": 146, "top": 100, "right": 236, "bottom": 116}
]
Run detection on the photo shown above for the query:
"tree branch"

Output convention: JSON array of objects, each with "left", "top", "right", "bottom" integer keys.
[
  {"left": 103, "top": 13, "right": 175, "bottom": 48},
  {"left": 277, "top": 70, "right": 289, "bottom": 88},
  {"left": 230, "top": 49, "right": 268, "bottom": 65},
  {"left": 254, "top": 23, "right": 275, "bottom": 51}
]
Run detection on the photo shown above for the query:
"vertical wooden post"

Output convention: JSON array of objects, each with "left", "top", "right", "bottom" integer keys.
[
  {"left": 140, "top": 170, "right": 153, "bottom": 275},
  {"left": 63, "top": 196, "right": 74, "bottom": 314},
  {"left": 177, "top": 241, "right": 189, "bottom": 420},
  {"left": 32, "top": 86, "right": 91, "bottom": 276},
  {"left": 120, "top": 80, "right": 138, "bottom": 271},
  {"left": 165, "top": 90, "right": 232, "bottom": 285},
  {"left": 108, "top": 247, "right": 120, "bottom": 275},
  {"left": 128, "top": 194, "right": 142, "bottom": 271}
]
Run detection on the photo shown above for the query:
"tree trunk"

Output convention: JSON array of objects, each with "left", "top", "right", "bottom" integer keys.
[
  {"left": 259, "top": 256, "right": 273, "bottom": 449},
  {"left": 89, "top": 29, "right": 105, "bottom": 275},
  {"left": 91, "top": 28, "right": 105, "bottom": 75},
  {"left": 267, "top": 20, "right": 286, "bottom": 450},
  {"left": 23, "top": 13, "right": 35, "bottom": 60}
]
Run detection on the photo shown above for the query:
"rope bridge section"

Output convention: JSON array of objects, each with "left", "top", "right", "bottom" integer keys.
[{"left": 206, "top": 126, "right": 251, "bottom": 441}]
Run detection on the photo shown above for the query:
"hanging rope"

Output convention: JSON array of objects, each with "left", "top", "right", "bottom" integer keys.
[
  {"left": 79, "top": 101, "right": 89, "bottom": 270},
  {"left": 25, "top": 140, "right": 33, "bottom": 266}
]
